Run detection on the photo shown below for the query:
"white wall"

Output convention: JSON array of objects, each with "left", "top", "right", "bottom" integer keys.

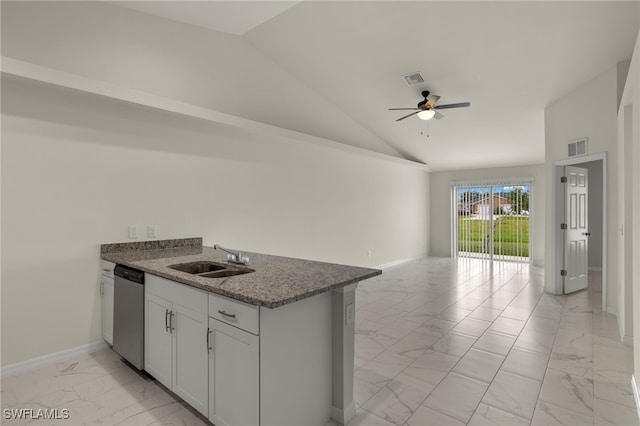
[
  {"left": 429, "top": 164, "right": 545, "bottom": 266},
  {"left": 544, "top": 67, "right": 619, "bottom": 309},
  {"left": 623, "top": 28, "right": 640, "bottom": 382},
  {"left": 0, "top": 1, "right": 400, "bottom": 158},
  {"left": 0, "top": 75, "right": 429, "bottom": 366}
]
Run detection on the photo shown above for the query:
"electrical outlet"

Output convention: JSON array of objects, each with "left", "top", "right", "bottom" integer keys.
[
  {"left": 367, "top": 250, "right": 372, "bottom": 259},
  {"left": 148, "top": 225, "right": 157, "bottom": 238},
  {"left": 346, "top": 303, "right": 355, "bottom": 325},
  {"left": 128, "top": 225, "right": 138, "bottom": 239}
]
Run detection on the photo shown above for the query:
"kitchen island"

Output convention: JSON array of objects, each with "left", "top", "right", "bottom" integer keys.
[{"left": 101, "top": 238, "right": 380, "bottom": 426}]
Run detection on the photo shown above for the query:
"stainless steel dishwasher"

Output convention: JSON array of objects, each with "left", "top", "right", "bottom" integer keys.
[{"left": 113, "top": 264, "right": 145, "bottom": 370}]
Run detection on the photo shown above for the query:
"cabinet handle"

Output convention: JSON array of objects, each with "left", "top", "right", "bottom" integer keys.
[
  {"left": 165, "top": 309, "right": 170, "bottom": 332},
  {"left": 103, "top": 268, "right": 110, "bottom": 272},
  {"left": 207, "top": 328, "right": 212, "bottom": 352},
  {"left": 218, "top": 310, "right": 236, "bottom": 319},
  {"left": 100, "top": 281, "right": 104, "bottom": 295},
  {"left": 170, "top": 312, "right": 176, "bottom": 332}
]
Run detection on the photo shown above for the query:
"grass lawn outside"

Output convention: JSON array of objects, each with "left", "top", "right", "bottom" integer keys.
[{"left": 458, "top": 215, "right": 529, "bottom": 258}]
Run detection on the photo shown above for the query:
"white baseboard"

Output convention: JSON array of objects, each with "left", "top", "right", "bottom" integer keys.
[
  {"left": 610, "top": 307, "right": 633, "bottom": 346},
  {"left": 375, "top": 254, "right": 426, "bottom": 271},
  {"left": 2, "top": 340, "right": 109, "bottom": 378},
  {"left": 631, "top": 375, "right": 640, "bottom": 423},
  {"left": 332, "top": 402, "right": 356, "bottom": 426}
]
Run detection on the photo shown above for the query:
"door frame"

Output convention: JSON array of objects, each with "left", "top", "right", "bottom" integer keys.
[
  {"left": 552, "top": 152, "right": 607, "bottom": 310},
  {"left": 451, "top": 178, "right": 533, "bottom": 263}
]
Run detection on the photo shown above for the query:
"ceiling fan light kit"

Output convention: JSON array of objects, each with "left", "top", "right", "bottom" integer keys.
[
  {"left": 389, "top": 90, "right": 470, "bottom": 122},
  {"left": 417, "top": 110, "right": 436, "bottom": 120}
]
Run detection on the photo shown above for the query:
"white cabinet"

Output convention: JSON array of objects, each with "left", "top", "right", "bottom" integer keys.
[
  {"left": 100, "top": 261, "right": 115, "bottom": 345},
  {"left": 207, "top": 291, "right": 332, "bottom": 426},
  {"left": 142, "top": 274, "right": 336, "bottom": 426},
  {"left": 145, "top": 274, "right": 209, "bottom": 416},
  {"left": 208, "top": 317, "right": 259, "bottom": 426},
  {"left": 145, "top": 293, "right": 173, "bottom": 386}
]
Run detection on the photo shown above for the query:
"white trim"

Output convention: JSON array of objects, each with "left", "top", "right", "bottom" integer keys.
[
  {"left": 612, "top": 304, "right": 634, "bottom": 347},
  {"left": 632, "top": 375, "right": 640, "bottom": 423},
  {"left": 609, "top": 301, "right": 631, "bottom": 347},
  {"left": 1, "top": 56, "right": 429, "bottom": 172},
  {"left": 450, "top": 177, "right": 534, "bottom": 187},
  {"left": 552, "top": 152, "right": 608, "bottom": 167},
  {"left": 1, "top": 340, "right": 109, "bottom": 378},
  {"left": 332, "top": 402, "right": 357, "bottom": 426},
  {"left": 375, "top": 255, "right": 426, "bottom": 271}
]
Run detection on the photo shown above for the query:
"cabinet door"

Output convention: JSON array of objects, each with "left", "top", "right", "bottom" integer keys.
[
  {"left": 101, "top": 276, "right": 114, "bottom": 345},
  {"left": 209, "top": 318, "right": 259, "bottom": 426},
  {"left": 173, "top": 303, "right": 209, "bottom": 416},
  {"left": 145, "top": 293, "right": 173, "bottom": 388}
]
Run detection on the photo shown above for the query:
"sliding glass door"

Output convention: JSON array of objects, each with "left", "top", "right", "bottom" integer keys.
[{"left": 453, "top": 182, "right": 531, "bottom": 263}]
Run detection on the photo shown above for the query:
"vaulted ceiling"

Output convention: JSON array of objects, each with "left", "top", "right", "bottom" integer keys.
[{"left": 94, "top": 2, "right": 640, "bottom": 169}]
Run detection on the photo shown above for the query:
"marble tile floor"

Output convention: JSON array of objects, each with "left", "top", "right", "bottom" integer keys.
[
  {"left": 1, "top": 350, "right": 209, "bottom": 426},
  {"left": 1, "top": 257, "right": 637, "bottom": 426},
  {"left": 343, "top": 258, "right": 638, "bottom": 426}
]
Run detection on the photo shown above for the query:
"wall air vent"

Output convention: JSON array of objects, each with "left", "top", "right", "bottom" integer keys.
[
  {"left": 402, "top": 72, "right": 424, "bottom": 86},
  {"left": 567, "top": 138, "right": 588, "bottom": 158}
]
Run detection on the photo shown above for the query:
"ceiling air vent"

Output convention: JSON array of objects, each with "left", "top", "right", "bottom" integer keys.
[
  {"left": 402, "top": 72, "right": 424, "bottom": 86},
  {"left": 568, "top": 138, "right": 588, "bottom": 158}
]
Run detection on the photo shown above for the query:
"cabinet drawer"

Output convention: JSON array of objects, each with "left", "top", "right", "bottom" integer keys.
[
  {"left": 209, "top": 293, "right": 259, "bottom": 335},
  {"left": 101, "top": 260, "right": 115, "bottom": 278},
  {"left": 147, "top": 274, "right": 208, "bottom": 315}
]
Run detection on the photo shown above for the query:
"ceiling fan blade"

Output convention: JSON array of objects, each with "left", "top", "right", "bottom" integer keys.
[
  {"left": 425, "top": 95, "right": 441, "bottom": 108},
  {"left": 434, "top": 111, "right": 445, "bottom": 120},
  {"left": 388, "top": 108, "right": 419, "bottom": 111},
  {"left": 396, "top": 111, "right": 420, "bottom": 121},
  {"left": 433, "top": 102, "right": 471, "bottom": 110}
]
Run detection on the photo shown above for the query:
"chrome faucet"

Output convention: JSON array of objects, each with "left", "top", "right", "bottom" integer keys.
[{"left": 214, "top": 244, "right": 250, "bottom": 266}]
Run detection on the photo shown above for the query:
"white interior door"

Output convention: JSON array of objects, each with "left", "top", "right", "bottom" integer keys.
[{"left": 564, "top": 166, "right": 589, "bottom": 293}]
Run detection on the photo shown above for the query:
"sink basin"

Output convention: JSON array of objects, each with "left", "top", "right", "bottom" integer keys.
[
  {"left": 168, "top": 261, "right": 227, "bottom": 274},
  {"left": 167, "top": 261, "right": 254, "bottom": 279},
  {"left": 199, "top": 268, "right": 254, "bottom": 278}
]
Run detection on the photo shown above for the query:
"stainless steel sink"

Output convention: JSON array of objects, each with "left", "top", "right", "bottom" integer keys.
[
  {"left": 168, "top": 261, "right": 227, "bottom": 274},
  {"left": 167, "top": 261, "right": 254, "bottom": 279},
  {"left": 199, "top": 268, "right": 254, "bottom": 278}
]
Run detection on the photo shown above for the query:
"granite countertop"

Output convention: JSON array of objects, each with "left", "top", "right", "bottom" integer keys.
[{"left": 101, "top": 241, "right": 381, "bottom": 309}]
